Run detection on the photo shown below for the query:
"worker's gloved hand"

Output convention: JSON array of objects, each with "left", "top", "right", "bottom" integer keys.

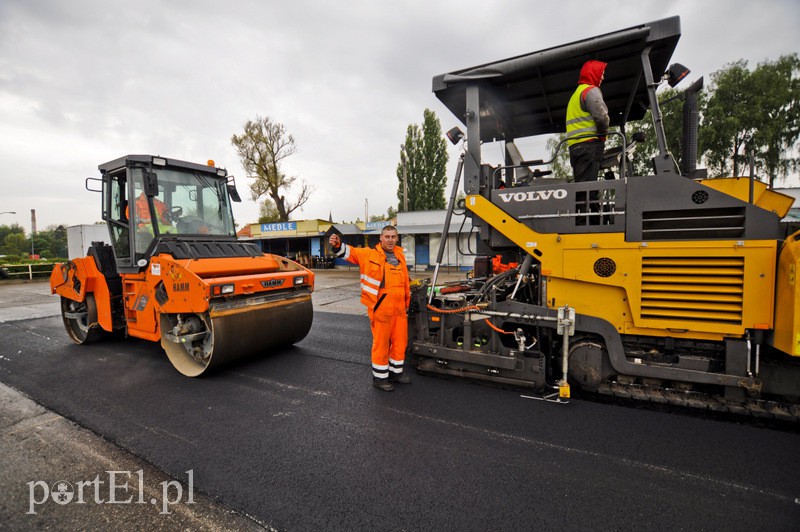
[{"left": 329, "top": 234, "right": 341, "bottom": 250}]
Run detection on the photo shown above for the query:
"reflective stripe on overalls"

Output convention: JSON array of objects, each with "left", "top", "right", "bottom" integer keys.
[{"left": 369, "top": 259, "right": 408, "bottom": 378}]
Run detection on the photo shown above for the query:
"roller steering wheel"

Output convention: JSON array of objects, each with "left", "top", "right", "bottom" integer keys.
[{"left": 164, "top": 206, "right": 183, "bottom": 223}]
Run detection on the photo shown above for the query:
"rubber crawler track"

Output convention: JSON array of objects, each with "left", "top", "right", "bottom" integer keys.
[{"left": 596, "top": 382, "right": 800, "bottom": 423}]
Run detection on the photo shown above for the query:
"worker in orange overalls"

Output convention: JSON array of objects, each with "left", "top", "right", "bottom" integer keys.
[
  {"left": 330, "top": 226, "right": 411, "bottom": 392},
  {"left": 134, "top": 192, "right": 172, "bottom": 234}
]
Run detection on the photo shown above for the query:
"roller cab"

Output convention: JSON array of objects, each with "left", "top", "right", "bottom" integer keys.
[{"left": 51, "top": 155, "right": 314, "bottom": 376}]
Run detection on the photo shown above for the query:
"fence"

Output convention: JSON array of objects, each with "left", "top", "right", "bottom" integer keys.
[{"left": 0, "top": 263, "right": 57, "bottom": 281}]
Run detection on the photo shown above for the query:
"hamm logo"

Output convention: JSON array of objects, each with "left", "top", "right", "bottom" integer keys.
[
  {"left": 261, "top": 279, "right": 285, "bottom": 288},
  {"left": 498, "top": 189, "right": 568, "bottom": 203}
]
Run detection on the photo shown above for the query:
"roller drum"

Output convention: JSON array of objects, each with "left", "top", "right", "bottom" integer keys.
[{"left": 161, "top": 292, "right": 313, "bottom": 377}]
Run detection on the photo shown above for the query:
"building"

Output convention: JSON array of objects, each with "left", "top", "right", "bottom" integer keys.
[
  {"left": 396, "top": 210, "right": 476, "bottom": 271},
  {"left": 238, "top": 210, "right": 477, "bottom": 270}
]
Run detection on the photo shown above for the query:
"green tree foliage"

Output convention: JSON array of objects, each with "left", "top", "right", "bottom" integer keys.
[
  {"left": 545, "top": 133, "right": 572, "bottom": 180},
  {"left": 32, "top": 225, "right": 68, "bottom": 258},
  {"left": 51, "top": 225, "right": 68, "bottom": 257},
  {"left": 231, "top": 115, "right": 312, "bottom": 222},
  {"left": 257, "top": 199, "right": 282, "bottom": 224},
  {"left": 369, "top": 205, "right": 398, "bottom": 222},
  {"left": 626, "top": 87, "right": 687, "bottom": 176},
  {"left": 747, "top": 55, "right": 800, "bottom": 186},
  {"left": 31, "top": 232, "right": 53, "bottom": 258},
  {"left": 3, "top": 232, "right": 27, "bottom": 256},
  {"left": 397, "top": 109, "right": 448, "bottom": 211},
  {"left": 701, "top": 55, "right": 800, "bottom": 185},
  {"left": 0, "top": 224, "right": 68, "bottom": 259},
  {"left": 0, "top": 223, "right": 25, "bottom": 251},
  {"left": 700, "top": 60, "right": 755, "bottom": 178}
]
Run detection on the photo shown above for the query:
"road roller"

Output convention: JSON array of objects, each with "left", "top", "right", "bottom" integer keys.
[
  {"left": 50, "top": 154, "right": 314, "bottom": 376},
  {"left": 409, "top": 16, "right": 800, "bottom": 421}
]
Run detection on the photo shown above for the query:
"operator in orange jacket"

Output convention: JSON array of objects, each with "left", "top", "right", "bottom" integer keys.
[
  {"left": 134, "top": 192, "right": 172, "bottom": 233},
  {"left": 330, "top": 226, "right": 411, "bottom": 392}
]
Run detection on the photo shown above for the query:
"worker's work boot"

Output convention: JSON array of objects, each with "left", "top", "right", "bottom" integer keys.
[
  {"left": 389, "top": 372, "right": 411, "bottom": 384},
  {"left": 373, "top": 378, "right": 394, "bottom": 392}
]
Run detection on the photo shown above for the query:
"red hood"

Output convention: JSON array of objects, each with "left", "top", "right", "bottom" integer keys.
[{"left": 578, "top": 60, "right": 607, "bottom": 86}]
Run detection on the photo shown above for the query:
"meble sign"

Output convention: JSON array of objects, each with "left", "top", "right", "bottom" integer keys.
[
  {"left": 261, "top": 222, "right": 297, "bottom": 232},
  {"left": 498, "top": 189, "right": 568, "bottom": 203}
]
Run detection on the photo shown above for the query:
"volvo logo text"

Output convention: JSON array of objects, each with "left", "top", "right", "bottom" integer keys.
[{"left": 498, "top": 189, "right": 567, "bottom": 203}]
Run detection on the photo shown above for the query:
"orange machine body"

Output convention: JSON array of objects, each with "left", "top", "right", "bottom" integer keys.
[{"left": 51, "top": 253, "right": 314, "bottom": 342}]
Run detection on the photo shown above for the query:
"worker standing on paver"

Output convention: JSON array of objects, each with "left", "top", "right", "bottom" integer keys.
[{"left": 566, "top": 59, "right": 610, "bottom": 181}]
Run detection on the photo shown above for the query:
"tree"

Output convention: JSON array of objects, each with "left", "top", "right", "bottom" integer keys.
[
  {"left": 700, "top": 55, "right": 800, "bottom": 185},
  {"left": 625, "top": 86, "right": 688, "bottom": 176},
  {"left": 545, "top": 133, "right": 572, "bottom": 180},
  {"left": 257, "top": 199, "right": 282, "bottom": 224},
  {"left": 37, "top": 224, "right": 68, "bottom": 258},
  {"left": 31, "top": 232, "right": 54, "bottom": 258},
  {"left": 0, "top": 224, "right": 25, "bottom": 248},
  {"left": 51, "top": 225, "right": 68, "bottom": 257},
  {"left": 231, "top": 115, "right": 313, "bottom": 222},
  {"left": 0, "top": 224, "right": 25, "bottom": 256},
  {"left": 748, "top": 55, "right": 800, "bottom": 187},
  {"left": 369, "top": 205, "right": 397, "bottom": 222},
  {"left": 700, "top": 60, "right": 754, "bottom": 178},
  {"left": 3, "top": 233, "right": 27, "bottom": 256},
  {"left": 397, "top": 109, "right": 448, "bottom": 211}
]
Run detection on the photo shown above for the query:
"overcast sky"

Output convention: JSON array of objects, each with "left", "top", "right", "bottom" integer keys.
[{"left": 1, "top": 0, "right": 799, "bottom": 232}]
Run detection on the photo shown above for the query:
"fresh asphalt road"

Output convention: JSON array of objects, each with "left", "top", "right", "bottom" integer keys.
[{"left": 1, "top": 308, "right": 799, "bottom": 529}]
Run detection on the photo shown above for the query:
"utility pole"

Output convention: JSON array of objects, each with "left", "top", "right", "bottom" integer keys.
[{"left": 364, "top": 198, "right": 369, "bottom": 246}]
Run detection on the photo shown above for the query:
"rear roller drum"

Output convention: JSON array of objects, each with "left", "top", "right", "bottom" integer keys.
[
  {"left": 61, "top": 294, "right": 103, "bottom": 344},
  {"left": 160, "top": 294, "right": 314, "bottom": 377}
]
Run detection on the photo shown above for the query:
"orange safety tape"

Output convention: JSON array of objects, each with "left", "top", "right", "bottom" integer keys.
[{"left": 483, "top": 318, "right": 515, "bottom": 335}]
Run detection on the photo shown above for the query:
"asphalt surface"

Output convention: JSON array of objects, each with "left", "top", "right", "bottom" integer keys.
[
  {"left": 1, "top": 274, "right": 799, "bottom": 530},
  {"left": 0, "top": 381, "right": 265, "bottom": 531}
]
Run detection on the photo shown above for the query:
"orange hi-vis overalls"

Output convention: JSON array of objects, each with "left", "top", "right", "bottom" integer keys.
[
  {"left": 134, "top": 193, "right": 170, "bottom": 232},
  {"left": 335, "top": 242, "right": 411, "bottom": 379}
]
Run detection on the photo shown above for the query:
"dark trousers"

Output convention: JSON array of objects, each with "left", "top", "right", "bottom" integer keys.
[{"left": 569, "top": 140, "right": 605, "bottom": 182}]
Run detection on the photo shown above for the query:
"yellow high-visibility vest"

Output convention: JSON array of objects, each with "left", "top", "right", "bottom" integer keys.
[{"left": 566, "top": 83, "right": 599, "bottom": 146}]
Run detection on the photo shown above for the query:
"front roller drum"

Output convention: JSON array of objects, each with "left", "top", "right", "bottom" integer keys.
[{"left": 160, "top": 294, "right": 313, "bottom": 377}]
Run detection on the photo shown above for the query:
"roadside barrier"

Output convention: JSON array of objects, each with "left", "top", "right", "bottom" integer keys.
[{"left": 0, "top": 263, "right": 56, "bottom": 281}]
